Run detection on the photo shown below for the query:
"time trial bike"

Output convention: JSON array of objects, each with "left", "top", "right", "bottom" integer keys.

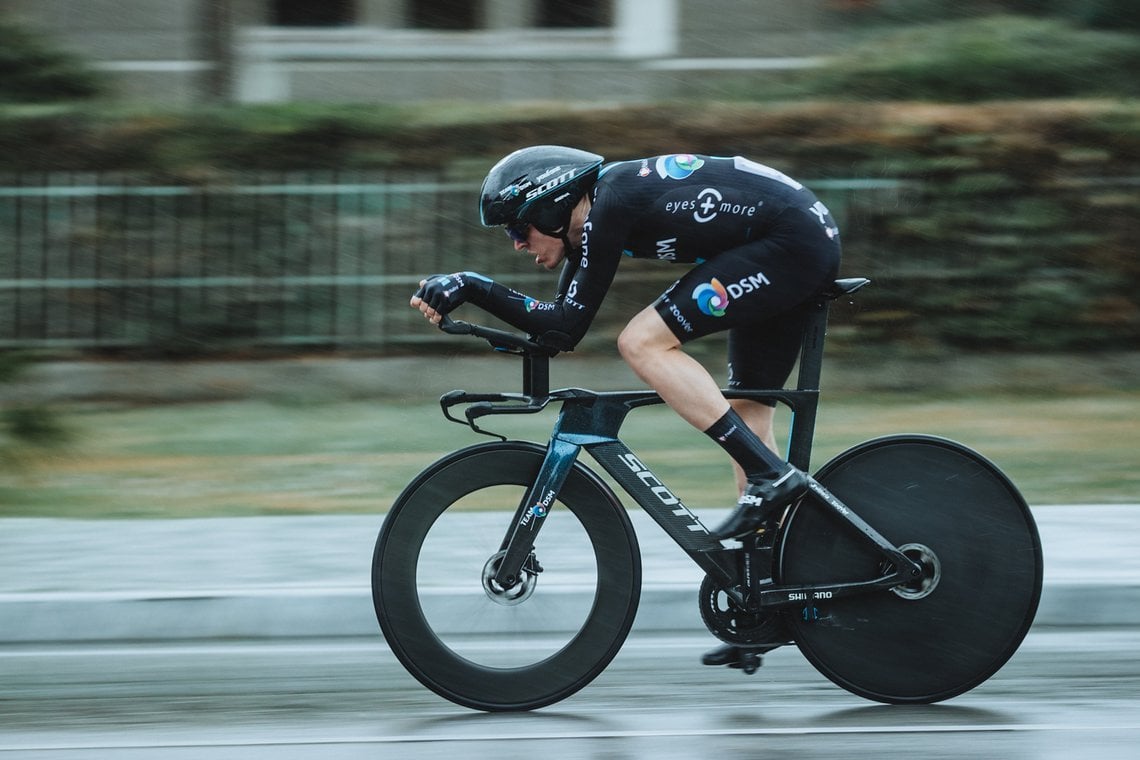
[{"left": 371, "top": 277, "right": 1043, "bottom": 711}]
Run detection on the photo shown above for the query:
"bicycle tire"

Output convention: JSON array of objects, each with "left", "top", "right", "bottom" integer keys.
[
  {"left": 372, "top": 440, "right": 641, "bottom": 711},
  {"left": 778, "top": 434, "right": 1042, "bottom": 704}
]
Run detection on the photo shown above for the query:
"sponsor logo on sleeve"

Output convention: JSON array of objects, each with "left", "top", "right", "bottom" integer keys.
[{"left": 655, "top": 154, "right": 705, "bottom": 180}]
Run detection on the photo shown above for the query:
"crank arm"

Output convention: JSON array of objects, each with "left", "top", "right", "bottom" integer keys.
[{"left": 757, "top": 572, "right": 907, "bottom": 609}]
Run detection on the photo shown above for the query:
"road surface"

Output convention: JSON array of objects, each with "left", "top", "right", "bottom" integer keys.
[{"left": 3, "top": 628, "right": 1139, "bottom": 759}]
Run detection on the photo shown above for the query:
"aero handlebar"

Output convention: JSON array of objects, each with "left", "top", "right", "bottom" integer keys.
[{"left": 438, "top": 314, "right": 558, "bottom": 357}]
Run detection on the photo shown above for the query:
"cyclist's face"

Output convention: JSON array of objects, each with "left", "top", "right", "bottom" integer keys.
[{"left": 512, "top": 225, "right": 566, "bottom": 271}]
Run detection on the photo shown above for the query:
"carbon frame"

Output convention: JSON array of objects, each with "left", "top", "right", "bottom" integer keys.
[
  {"left": 488, "top": 388, "right": 919, "bottom": 609},
  {"left": 438, "top": 278, "right": 922, "bottom": 608}
]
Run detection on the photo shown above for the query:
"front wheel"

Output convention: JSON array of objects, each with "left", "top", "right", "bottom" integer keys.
[
  {"left": 372, "top": 441, "right": 641, "bottom": 711},
  {"left": 778, "top": 435, "right": 1042, "bottom": 704}
]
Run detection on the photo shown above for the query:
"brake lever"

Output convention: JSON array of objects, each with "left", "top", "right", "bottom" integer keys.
[
  {"left": 464, "top": 403, "right": 507, "bottom": 441},
  {"left": 440, "top": 390, "right": 533, "bottom": 427}
]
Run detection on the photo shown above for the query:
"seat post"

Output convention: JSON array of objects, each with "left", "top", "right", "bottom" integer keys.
[
  {"left": 795, "top": 297, "right": 832, "bottom": 394},
  {"left": 785, "top": 297, "right": 832, "bottom": 471},
  {"left": 785, "top": 277, "right": 869, "bottom": 471}
]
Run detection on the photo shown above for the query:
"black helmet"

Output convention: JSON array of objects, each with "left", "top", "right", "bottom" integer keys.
[{"left": 479, "top": 145, "right": 604, "bottom": 234}]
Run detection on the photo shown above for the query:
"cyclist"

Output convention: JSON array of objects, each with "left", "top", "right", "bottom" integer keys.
[{"left": 411, "top": 145, "right": 841, "bottom": 666}]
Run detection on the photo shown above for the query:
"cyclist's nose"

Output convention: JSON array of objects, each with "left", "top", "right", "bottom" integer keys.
[{"left": 513, "top": 238, "right": 528, "bottom": 252}]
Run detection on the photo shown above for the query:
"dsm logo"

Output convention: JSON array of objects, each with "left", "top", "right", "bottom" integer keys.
[
  {"left": 655, "top": 154, "right": 705, "bottom": 180},
  {"left": 692, "top": 272, "right": 772, "bottom": 317},
  {"left": 692, "top": 278, "right": 729, "bottom": 317}
]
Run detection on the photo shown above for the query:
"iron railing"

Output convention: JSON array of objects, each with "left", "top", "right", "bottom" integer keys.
[{"left": 0, "top": 173, "right": 907, "bottom": 352}]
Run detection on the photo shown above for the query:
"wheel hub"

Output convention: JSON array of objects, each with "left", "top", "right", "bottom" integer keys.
[
  {"left": 892, "top": 543, "right": 941, "bottom": 600},
  {"left": 482, "top": 550, "right": 537, "bottom": 606}
]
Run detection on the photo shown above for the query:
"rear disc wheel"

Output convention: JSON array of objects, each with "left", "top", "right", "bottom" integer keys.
[{"left": 778, "top": 435, "right": 1042, "bottom": 703}]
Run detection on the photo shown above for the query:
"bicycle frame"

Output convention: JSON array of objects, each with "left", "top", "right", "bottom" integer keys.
[{"left": 438, "top": 278, "right": 922, "bottom": 611}]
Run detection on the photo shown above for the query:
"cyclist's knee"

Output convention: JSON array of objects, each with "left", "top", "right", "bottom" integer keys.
[
  {"left": 617, "top": 309, "right": 677, "bottom": 366},
  {"left": 616, "top": 324, "right": 647, "bottom": 367}
]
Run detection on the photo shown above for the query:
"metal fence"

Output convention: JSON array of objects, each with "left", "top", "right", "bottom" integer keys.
[{"left": 0, "top": 173, "right": 907, "bottom": 353}]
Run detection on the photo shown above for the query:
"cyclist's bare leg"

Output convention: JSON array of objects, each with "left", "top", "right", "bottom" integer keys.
[
  {"left": 620, "top": 307, "right": 795, "bottom": 668},
  {"left": 617, "top": 307, "right": 734, "bottom": 430},
  {"left": 618, "top": 308, "right": 784, "bottom": 480}
]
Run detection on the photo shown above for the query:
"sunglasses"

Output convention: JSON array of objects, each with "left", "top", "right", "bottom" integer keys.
[{"left": 505, "top": 221, "right": 531, "bottom": 244}]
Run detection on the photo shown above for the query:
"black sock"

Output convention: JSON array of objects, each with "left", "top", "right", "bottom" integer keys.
[{"left": 704, "top": 408, "right": 786, "bottom": 482}]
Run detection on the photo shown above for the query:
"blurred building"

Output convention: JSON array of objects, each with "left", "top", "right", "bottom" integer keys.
[{"left": 1, "top": 0, "right": 838, "bottom": 105}]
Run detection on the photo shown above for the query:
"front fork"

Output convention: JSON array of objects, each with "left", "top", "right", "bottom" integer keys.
[{"left": 493, "top": 437, "right": 581, "bottom": 589}]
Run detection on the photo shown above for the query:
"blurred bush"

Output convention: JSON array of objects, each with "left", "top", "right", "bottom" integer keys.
[
  {"left": 804, "top": 15, "right": 1140, "bottom": 101},
  {"left": 1, "top": 100, "right": 1136, "bottom": 356},
  {"left": 1057, "top": 0, "right": 1140, "bottom": 29},
  {"left": 0, "top": 353, "right": 69, "bottom": 470},
  {"left": 848, "top": 0, "right": 1140, "bottom": 30},
  {"left": 0, "top": 21, "right": 103, "bottom": 103}
]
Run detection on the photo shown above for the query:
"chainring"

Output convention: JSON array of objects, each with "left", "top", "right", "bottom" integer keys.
[{"left": 699, "top": 573, "right": 787, "bottom": 646}]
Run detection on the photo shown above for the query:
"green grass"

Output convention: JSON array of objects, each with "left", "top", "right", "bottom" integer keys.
[{"left": 1, "top": 392, "right": 1137, "bottom": 519}]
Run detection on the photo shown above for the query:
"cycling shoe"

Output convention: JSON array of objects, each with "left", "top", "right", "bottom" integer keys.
[{"left": 712, "top": 467, "right": 808, "bottom": 540}]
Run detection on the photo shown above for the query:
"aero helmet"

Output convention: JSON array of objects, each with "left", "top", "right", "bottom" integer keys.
[{"left": 479, "top": 145, "right": 604, "bottom": 235}]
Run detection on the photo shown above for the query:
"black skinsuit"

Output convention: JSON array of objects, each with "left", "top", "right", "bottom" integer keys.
[{"left": 469, "top": 154, "right": 842, "bottom": 390}]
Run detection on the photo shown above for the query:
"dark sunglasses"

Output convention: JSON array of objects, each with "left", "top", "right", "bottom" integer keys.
[{"left": 505, "top": 221, "right": 531, "bottom": 244}]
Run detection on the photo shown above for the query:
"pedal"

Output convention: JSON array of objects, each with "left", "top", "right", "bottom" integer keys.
[
  {"left": 730, "top": 650, "right": 763, "bottom": 675},
  {"left": 702, "top": 643, "right": 775, "bottom": 674}
]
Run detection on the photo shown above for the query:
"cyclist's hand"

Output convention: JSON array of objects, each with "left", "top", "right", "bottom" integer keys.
[{"left": 411, "top": 272, "right": 492, "bottom": 324}]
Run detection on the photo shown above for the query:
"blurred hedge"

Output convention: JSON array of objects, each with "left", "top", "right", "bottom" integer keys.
[
  {"left": 801, "top": 16, "right": 1140, "bottom": 102},
  {"left": 846, "top": 0, "right": 1140, "bottom": 30},
  {"left": 0, "top": 9, "right": 1137, "bottom": 356},
  {"left": 1, "top": 99, "right": 1136, "bottom": 355},
  {"left": 0, "top": 21, "right": 102, "bottom": 103}
]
